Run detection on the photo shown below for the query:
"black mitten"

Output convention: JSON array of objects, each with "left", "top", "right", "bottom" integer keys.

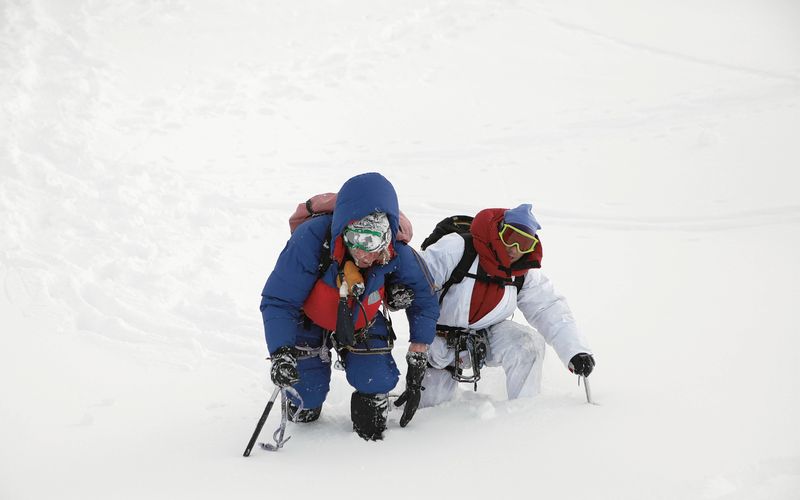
[
  {"left": 568, "top": 353, "right": 596, "bottom": 377},
  {"left": 386, "top": 283, "right": 415, "bottom": 311},
  {"left": 270, "top": 346, "right": 300, "bottom": 387}
]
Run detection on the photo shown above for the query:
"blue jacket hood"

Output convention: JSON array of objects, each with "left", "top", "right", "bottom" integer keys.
[{"left": 332, "top": 172, "right": 400, "bottom": 244}]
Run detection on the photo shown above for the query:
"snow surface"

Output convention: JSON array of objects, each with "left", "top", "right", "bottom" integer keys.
[{"left": 2, "top": 1, "right": 800, "bottom": 499}]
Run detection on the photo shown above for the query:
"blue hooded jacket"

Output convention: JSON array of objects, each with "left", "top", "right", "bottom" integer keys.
[{"left": 260, "top": 173, "right": 438, "bottom": 354}]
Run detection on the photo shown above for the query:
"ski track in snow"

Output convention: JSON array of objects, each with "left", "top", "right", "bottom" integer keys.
[
  {"left": 548, "top": 17, "right": 800, "bottom": 85},
  {"left": 537, "top": 205, "right": 800, "bottom": 231}
]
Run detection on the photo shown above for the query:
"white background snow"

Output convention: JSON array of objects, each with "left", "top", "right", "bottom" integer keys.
[{"left": 2, "top": 0, "right": 800, "bottom": 498}]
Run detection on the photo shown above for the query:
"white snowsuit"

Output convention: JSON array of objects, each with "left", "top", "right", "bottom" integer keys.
[{"left": 418, "top": 233, "right": 592, "bottom": 407}]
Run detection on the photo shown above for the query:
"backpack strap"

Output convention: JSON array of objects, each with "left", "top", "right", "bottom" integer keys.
[
  {"left": 513, "top": 274, "right": 525, "bottom": 293},
  {"left": 438, "top": 233, "right": 525, "bottom": 304},
  {"left": 438, "top": 234, "right": 477, "bottom": 305},
  {"left": 317, "top": 226, "right": 333, "bottom": 277}
]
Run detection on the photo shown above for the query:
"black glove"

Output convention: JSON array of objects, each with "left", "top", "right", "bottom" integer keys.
[
  {"left": 568, "top": 353, "right": 595, "bottom": 377},
  {"left": 394, "top": 351, "right": 427, "bottom": 427},
  {"left": 270, "top": 346, "right": 300, "bottom": 387},
  {"left": 386, "top": 283, "right": 415, "bottom": 311}
]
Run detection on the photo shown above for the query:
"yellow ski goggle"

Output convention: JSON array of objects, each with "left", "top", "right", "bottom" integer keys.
[{"left": 499, "top": 223, "right": 539, "bottom": 253}]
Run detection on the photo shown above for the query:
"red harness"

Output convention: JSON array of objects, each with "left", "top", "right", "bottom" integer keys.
[
  {"left": 302, "top": 236, "right": 386, "bottom": 331},
  {"left": 303, "top": 279, "right": 385, "bottom": 331}
]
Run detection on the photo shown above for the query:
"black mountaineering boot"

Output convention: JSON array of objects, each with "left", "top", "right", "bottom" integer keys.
[
  {"left": 288, "top": 402, "right": 322, "bottom": 423},
  {"left": 350, "top": 391, "right": 388, "bottom": 441}
]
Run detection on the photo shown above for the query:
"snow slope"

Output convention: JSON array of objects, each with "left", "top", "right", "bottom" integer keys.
[{"left": 2, "top": 1, "right": 799, "bottom": 499}]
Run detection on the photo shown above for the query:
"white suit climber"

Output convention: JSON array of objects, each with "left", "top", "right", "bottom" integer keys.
[{"left": 417, "top": 205, "right": 595, "bottom": 407}]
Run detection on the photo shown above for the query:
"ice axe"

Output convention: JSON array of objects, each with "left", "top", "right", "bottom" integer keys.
[
  {"left": 260, "top": 387, "right": 303, "bottom": 452},
  {"left": 578, "top": 375, "right": 599, "bottom": 406},
  {"left": 243, "top": 386, "right": 280, "bottom": 457},
  {"left": 243, "top": 386, "right": 304, "bottom": 456}
]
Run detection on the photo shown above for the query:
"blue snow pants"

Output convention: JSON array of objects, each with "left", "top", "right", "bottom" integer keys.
[{"left": 289, "top": 313, "right": 400, "bottom": 410}]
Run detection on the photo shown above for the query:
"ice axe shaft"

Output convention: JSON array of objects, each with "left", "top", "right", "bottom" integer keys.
[
  {"left": 578, "top": 375, "right": 599, "bottom": 405},
  {"left": 243, "top": 386, "right": 280, "bottom": 457},
  {"left": 583, "top": 375, "right": 593, "bottom": 404}
]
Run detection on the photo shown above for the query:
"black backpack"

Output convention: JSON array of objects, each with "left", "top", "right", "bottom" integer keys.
[{"left": 421, "top": 215, "right": 526, "bottom": 304}]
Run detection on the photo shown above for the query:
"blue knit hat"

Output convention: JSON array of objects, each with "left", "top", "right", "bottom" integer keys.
[{"left": 503, "top": 204, "right": 541, "bottom": 235}]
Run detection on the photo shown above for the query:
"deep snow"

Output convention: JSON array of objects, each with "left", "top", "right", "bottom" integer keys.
[{"left": 2, "top": 1, "right": 800, "bottom": 499}]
